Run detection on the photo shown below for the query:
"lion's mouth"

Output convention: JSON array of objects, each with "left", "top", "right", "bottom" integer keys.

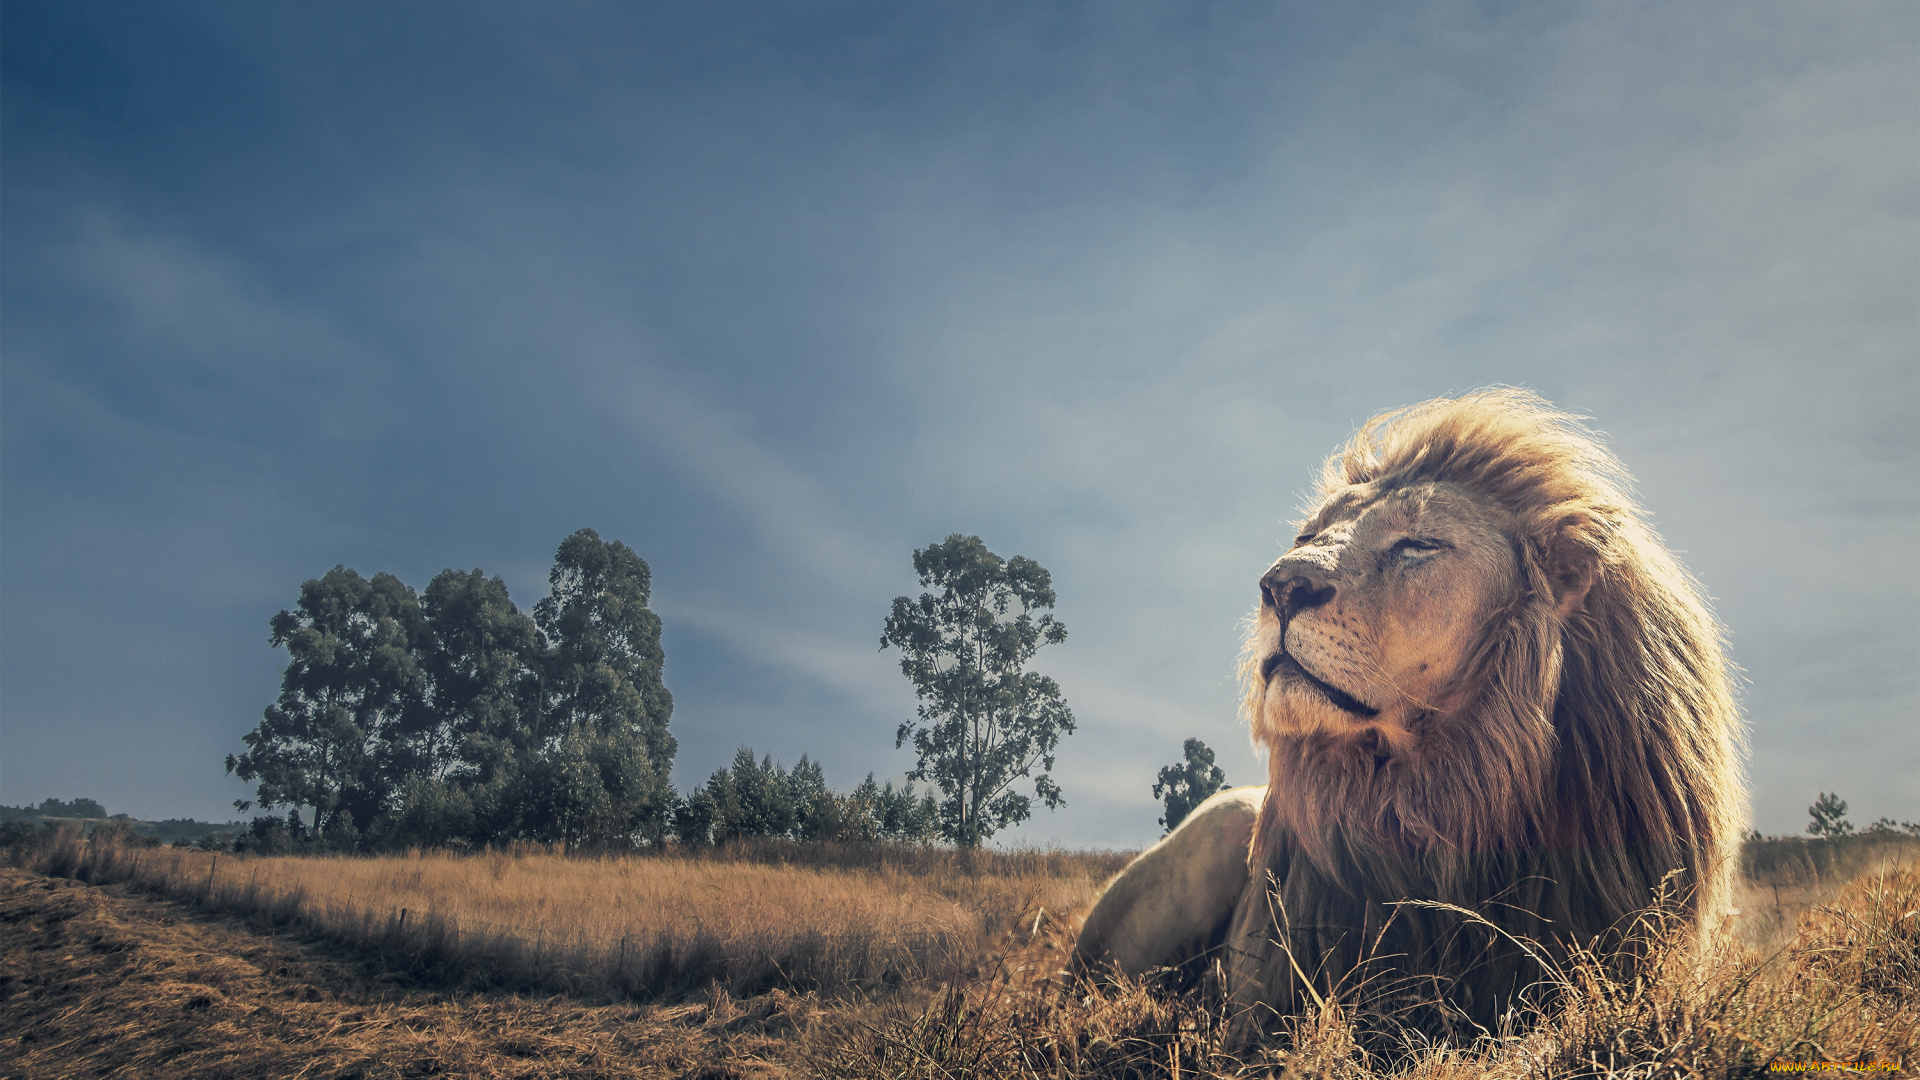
[{"left": 1261, "top": 652, "right": 1380, "bottom": 718}]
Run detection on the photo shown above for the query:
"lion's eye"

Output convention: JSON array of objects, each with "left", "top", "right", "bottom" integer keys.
[
  {"left": 1391, "top": 538, "right": 1445, "bottom": 560},
  {"left": 1294, "top": 533, "right": 1316, "bottom": 547}
]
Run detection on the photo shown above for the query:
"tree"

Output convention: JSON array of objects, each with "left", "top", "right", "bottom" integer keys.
[
  {"left": 228, "top": 566, "right": 432, "bottom": 837},
  {"left": 1808, "top": 792, "right": 1853, "bottom": 840},
  {"left": 785, "top": 755, "right": 838, "bottom": 841},
  {"left": 534, "top": 529, "right": 674, "bottom": 762},
  {"left": 881, "top": 534, "right": 1076, "bottom": 848},
  {"left": 530, "top": 528, "right": 677, "bottom": 843},
  {"left": 420, "top": 568, "right": 541, "bottom": 785},
  {"left": 709, "top": 748, "right": 797, "bottom": 842},
  {"left": 834, "top": 774, "right": 885, "bottom": 844},
  {"left": 673, "top": 785, "right": 721, "bottom": 846},
  {"left": 1153, "top": 738, "right": 1229, "bottom": 834},
  {"left": 873, "top": 778, "right": 939, "bottom": 843}
]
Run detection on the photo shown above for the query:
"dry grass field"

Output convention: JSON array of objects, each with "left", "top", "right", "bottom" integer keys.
[
  {"left": 28, "top": 836, "right": 1126, "bottom": 1002},
  {"left": 3, "top": 828, "right": 1915, "bottom": 1078}
]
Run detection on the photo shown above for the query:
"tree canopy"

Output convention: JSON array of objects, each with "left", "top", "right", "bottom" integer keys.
[
  {"left": 228, "top": 566, "right": 431, "bottom": 836},
  {"left": 1153, "top": 738, "right": 1229, "bottom": 834},
  {"left": 880, "top": 534, "right": 1075, "bottom": 848},
  {"left": 1807, "top": 791, "right": 1853, "bottom": 839}
]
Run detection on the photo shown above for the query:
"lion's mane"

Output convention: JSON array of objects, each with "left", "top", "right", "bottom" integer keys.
[{"left": 1226, "top": 390, "right": 1745, "bottom": 1037}]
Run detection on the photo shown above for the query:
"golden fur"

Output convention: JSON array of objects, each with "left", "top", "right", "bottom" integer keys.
[
  {"left": 1074, "top": 786, "right": 1263, "bottom": 978},
  {"left": 1074, "top": 390, "right": 1745, "bottom": 1042}
]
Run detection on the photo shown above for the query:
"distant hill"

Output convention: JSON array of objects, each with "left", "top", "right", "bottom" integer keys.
[{"left": 0, "top": 798, "right": 243, "bottom": 843}]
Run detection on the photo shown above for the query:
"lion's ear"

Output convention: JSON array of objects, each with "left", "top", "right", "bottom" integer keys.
[{"left": 1545, "top": 534, "right": 1600, "bottom": 618}]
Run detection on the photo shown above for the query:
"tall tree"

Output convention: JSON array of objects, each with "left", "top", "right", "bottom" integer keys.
[
  {"left": 1153, "top": 738, "right": 1229, "bottom": 834},
  {"left": 228, "top": 566, "right": 431, "bottom": 835},
  {"left": 709, "top": 747, "right": 797, "bottom": 842},
  {"left": 352, "top": 567, "right": 543, "bottom": 849},
  {"left": 1807, "top": 792, "right": 1853, "bottom": 840},
  {"left": 419, "top": 568, "right": 541, "bottom": 783},
  {"left": 673, "top": 784, "right": 721, "bottom": 847},
  {"left": 881, "top": 534, "right": 1075, "bottom": 848},
  {"left": 529, "top": 528, "right": 677, "bottom": 843},
  {"left": 873, "top": 777, "right": 939, "bottom": 843}
]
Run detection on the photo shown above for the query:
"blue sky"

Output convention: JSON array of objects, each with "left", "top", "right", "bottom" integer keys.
[{"left": 2, "top": 2, "right": 1914, "bottom": 845}]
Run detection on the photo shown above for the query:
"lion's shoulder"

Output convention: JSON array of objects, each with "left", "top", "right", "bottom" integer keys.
[{"left": 1074, "top": 785, "right": 1264, "bottom": 976}]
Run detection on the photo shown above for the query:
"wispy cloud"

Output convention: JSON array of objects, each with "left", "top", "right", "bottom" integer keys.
[
  {"left": 657, "top": 596, "right": 907, "bottom": 713},
  {"left": 585, "top": 352, "right": 895, "bottom": 594}
]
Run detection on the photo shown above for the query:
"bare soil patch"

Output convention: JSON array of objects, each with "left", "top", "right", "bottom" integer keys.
[{"left": 0, "top": 868, "right": 793, "bottom": 1079}]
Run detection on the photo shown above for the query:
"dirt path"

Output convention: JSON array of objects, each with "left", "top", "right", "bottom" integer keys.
[{"left": 0, "top": 868, "right": 802, "bottom": 1079}]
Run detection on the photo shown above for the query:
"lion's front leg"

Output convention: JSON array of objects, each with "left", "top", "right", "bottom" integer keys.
[{"left": 1073, "top": 785, "right": 1264, "bottom": 977}]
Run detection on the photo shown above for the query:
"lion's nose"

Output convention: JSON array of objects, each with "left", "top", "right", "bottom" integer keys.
[{"left": 1260, "top": 573, "right": 1335, "bottom": 617}]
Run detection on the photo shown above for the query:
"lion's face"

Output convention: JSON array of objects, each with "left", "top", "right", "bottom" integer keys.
[{"left": 1247, "top": 482, "right": 1520, "bottom": 752}]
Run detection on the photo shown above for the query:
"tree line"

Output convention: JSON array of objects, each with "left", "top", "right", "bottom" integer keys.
[
  {"left": 221, "top": 527, "right": 1326, "bottom": 854},
  {"left": 227, "top": 528, "right": 678, "bottom": 851},
  {"left": 226, "top": 529, "right": 1080, "bottom": 853},
  {"left": 673, "top": 748, "right": 939, "bottom": 846},
  {"left": 0, "top": 797, "right": 109, "bottom": 821}
]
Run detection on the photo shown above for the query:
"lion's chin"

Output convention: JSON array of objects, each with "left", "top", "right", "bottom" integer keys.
[
  {"left": 1262, "top": 653, "right": 1380, "bottom": 719},
  {"left": 1257, "top": 685, "right": 1389, "bottom": 744}
]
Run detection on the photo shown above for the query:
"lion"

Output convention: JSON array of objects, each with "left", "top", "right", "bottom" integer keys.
[{"left": 1075, "top": 390, "right": 1745, "bottom": 1042}]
